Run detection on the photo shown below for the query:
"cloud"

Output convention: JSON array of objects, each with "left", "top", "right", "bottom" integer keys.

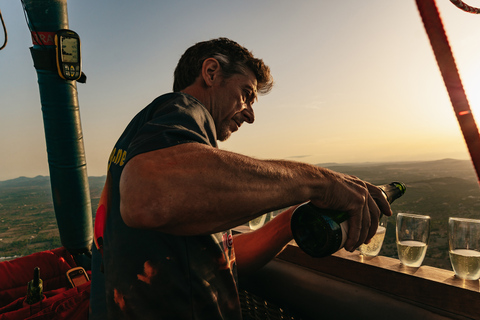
[{"left": 303, "top": 96, "right": 326, "bottom": 110}]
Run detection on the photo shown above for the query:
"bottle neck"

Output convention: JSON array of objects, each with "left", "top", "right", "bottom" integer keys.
[{"left": 379, "top": 182, "right": 406, "bottom": 204}]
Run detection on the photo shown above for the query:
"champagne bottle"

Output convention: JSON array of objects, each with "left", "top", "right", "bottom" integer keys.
[
  {"left": 25, "top": 267, "right": 44, "bottom": 305},
  {"left": 291, "top": 181, "right": 406, "bottom": 258}
]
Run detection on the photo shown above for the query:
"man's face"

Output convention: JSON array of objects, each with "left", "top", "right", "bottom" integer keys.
[{"left": 210, "top": 69, "right": 258, "bottom": 141}]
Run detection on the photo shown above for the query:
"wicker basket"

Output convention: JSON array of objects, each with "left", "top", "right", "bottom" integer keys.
[{"left": 240, "top": 289, "right": 302, "bottom": 320}]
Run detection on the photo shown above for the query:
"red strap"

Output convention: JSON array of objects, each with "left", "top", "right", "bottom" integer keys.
[
  {"left": 93, "top": 174, "right": 111, "bottom": 256},
  {"left": 31, "top": 31, "right": 55, "bottom": 46},
  {"left": 416, "top": 0, "right": 480, "bottom": 186},
  {"left": 93, "top": 204, "right": 106, "bottom": 256}
]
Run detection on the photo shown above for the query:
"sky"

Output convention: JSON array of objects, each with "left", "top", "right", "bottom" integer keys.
[{"left": 1, "top": 0, "right": 480, "bottom": 181}]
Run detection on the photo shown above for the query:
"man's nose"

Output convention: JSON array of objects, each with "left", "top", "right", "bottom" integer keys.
[{"left": 242, "top": 105, "right": 255, "bottom": 124}]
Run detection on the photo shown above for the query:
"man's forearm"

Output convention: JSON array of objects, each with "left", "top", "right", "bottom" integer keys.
[
  {"left": 120, "top": 143, "right": 325, "bottom": 234},
  {"left": 234, "top": 206, "right": 296, "bottom": 276}
]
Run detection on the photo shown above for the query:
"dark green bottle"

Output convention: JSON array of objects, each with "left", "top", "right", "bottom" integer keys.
[
  {"left": 25, "top": 267, "right": 44, "bottom": 305},
  {"left": 291, "top": 182, "right": 406, "bottom": 258}
]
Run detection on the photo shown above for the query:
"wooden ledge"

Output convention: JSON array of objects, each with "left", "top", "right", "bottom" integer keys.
[
  {"left": 234, "top": 226, "right": 480, "bottom": 319},
  {"left": 279, "top": 244, "right": 480, "bottom": 319}
]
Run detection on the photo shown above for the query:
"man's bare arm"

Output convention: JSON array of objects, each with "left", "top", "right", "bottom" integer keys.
[
  {"left": 234, "top": 206, "right": 296, "bottom": 276},
  {"left": 119, "top": 142, "right": 391, "bottom": 251}
]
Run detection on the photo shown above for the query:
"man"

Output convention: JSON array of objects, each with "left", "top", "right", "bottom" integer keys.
[{"left": 90, "top": 37, "right": 392, "bottom": 319}]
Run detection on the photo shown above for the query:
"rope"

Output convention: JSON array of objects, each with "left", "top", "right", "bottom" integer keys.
[
  {"left": 0, "top": 9, "right": 7, "bottom": 50},
  {"left": 416, "top": 0, "right": 480, "bottom": 185},
  {"left": 449, "top": 0, "right": 480, "bottom": 14}
]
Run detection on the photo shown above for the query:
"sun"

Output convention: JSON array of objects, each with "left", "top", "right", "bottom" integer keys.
[{"left": 462, "top": 75, "right": 480, "bottom": 126}]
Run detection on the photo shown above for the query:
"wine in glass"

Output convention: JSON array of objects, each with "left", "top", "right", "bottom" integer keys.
[
  {"left": 396, "top": 213, "right": 430, "bottom": 267},
  {"left": 449, "top": 217, "right": 480, "bottom": 280}
]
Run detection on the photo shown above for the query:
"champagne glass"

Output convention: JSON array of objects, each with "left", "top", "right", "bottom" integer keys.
[
  {"left": 396, "top": 213, "right": 430, "bottom": 267},
  {"left": 449, "top": 217, "right": 480, "bottom": 280},
  {"left": 359, "top": 215, "right": 388, "bottom": 257}
]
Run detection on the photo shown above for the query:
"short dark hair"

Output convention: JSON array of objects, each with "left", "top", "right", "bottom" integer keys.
[{"left": 173, "top": 38, "right": 273, "bottom": 95}]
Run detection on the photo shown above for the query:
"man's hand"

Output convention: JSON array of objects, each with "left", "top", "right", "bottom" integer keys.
[{"left": 310, "top": 173, "right": 392, "bottom": 252}]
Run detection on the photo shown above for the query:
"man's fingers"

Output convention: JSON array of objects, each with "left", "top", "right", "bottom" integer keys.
[
  {"left": 367, "top": 183, "right": 393, "bottom": 217},
  {"left": 344, "top": 194, "right": 380, "bottom": 252},
  {"left": 344, "top": 221, "right": 362, "bottom": 252},
  {"left": 344, "top": 200, "right": 370, "bottom": 252},
  {"left": 355, "top": 200, "right": 372, "bottom": 249},
  {"left": 365, "top": 195, "right": 380, "bottom": 242}
]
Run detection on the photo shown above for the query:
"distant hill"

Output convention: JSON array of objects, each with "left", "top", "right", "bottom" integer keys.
[
  {"left": 1, "top": 159, "right": 480, "bottom": 269},
  {"left": 0, "top": 175, "right": 51, "bottom": 188},
  {"left": 320, "top": 158, "right": 478, "bottom": 183},
  {"left": 0, "top": 175, "right": 106, "bottom": 189}
]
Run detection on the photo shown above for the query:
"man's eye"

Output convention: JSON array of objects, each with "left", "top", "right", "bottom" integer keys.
[{"left": 243, "top": 90, "right": 252, "bottom": 102}]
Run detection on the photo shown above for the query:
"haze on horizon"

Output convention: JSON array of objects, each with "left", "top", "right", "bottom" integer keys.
[{"left": 1, "top": 1, "right": 479, "bottom": 181}]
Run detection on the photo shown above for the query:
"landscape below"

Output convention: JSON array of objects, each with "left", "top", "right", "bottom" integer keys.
[{"left": 1, "top": 158, "right": 479, "bottom": 271}]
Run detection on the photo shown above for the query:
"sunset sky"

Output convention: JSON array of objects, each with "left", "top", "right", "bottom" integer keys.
[{"left": 1, "top": 1, "right": 480, "bottom": 181}]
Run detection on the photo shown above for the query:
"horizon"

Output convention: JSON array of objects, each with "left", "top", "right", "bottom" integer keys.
[
  {"left": 0, "top": 157, "right": 474, "bottom": 183},
  {"left": 1, "top": 1, "right": 480, "bottom": 181}
]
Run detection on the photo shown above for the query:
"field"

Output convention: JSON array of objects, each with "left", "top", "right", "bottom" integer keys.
[
  {"left": 1, "top": 158, "right": 480, "bottom": 271},
  {"left": 0, "top": 176, "right": 105, "bottom": 259}
]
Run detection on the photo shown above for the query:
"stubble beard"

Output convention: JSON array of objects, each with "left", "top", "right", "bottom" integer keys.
[
  {"left": 216, "top": 119, "right": 234, "bottom": 142},
  {"left": 217, "top": 126, "right": 231, "bottom": 141}
]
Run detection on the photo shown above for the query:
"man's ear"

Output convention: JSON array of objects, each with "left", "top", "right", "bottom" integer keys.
[{"left": 202, "top": 58, "right": 221, "bottom": 87}]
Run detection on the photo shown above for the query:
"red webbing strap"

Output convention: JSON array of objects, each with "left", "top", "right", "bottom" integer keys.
[
  {"left": 416, "top": 0, "right": 480, "bottom": 186},
  {"left": 94, "top": 172, "right": 112, "bottom": 257}
]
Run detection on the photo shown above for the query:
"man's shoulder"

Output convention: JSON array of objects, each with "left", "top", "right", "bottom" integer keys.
[
  {"left": 149, "top": 92, "right": 203, "bottom": 109},
  {"left": 146, "top": 92, "right": 211, "bottom": 125}
]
